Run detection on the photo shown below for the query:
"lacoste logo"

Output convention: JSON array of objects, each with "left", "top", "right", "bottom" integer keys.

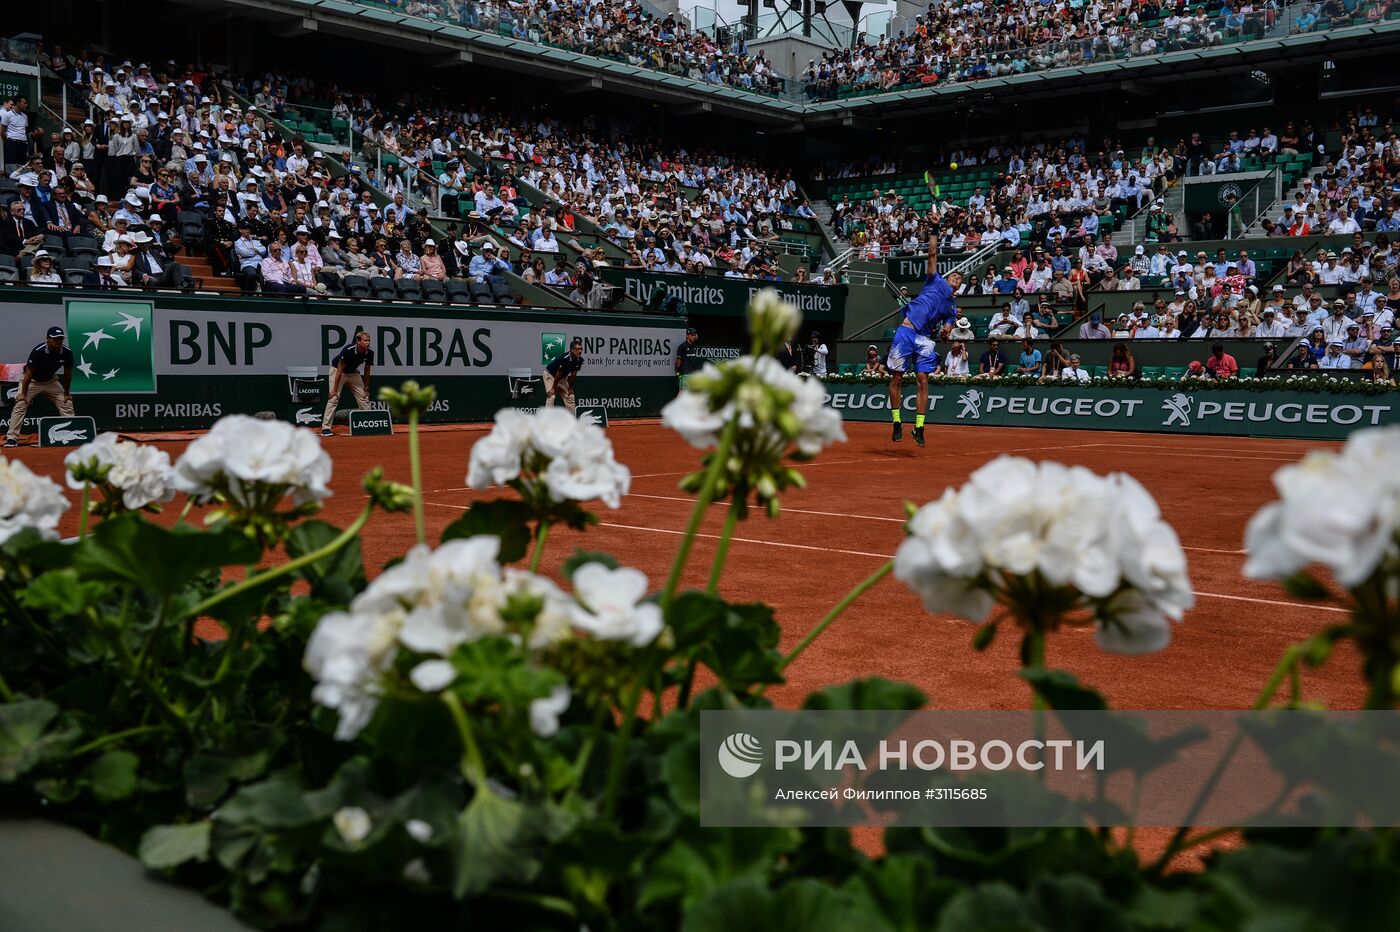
[
  {"left": 295, "top": 406, "right": 320, "bottom": 425},
  {"left": 578, "top": 410, "right": 603, "bottom": 427},
  {"left": 4, "top": 387, "right": 16, "bottom": 401},
  {"left": 46, "top": 421, "right": 89, "bottom": 444}
]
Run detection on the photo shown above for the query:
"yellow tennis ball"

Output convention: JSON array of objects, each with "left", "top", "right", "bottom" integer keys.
[{"left": 949, "top": 161, "right": 958, "bottom": 169}]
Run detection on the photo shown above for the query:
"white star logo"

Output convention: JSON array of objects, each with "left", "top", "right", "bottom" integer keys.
[
  {"left": 102, "top": 368, "right": 119, "bottom": 381},
  {"left": 83, "top": 328, "right": 114, "bottom": 351},
  {"left": 114, "top": 311, "right": 144, "bottom": 339},
  {"left": 76, "top": 358, "right": 96, "bottom": 379}
]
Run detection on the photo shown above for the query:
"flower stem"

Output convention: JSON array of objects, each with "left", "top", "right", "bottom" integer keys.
[
  {"left": 0, "top": 669, "right": 13, "bottom": 702},
  {"left": 773, "top": 560, "right": 893, "bottom": 679},
  {"left": 178, "top": 497, "right": 195, "bottom": 523},
  {"left": 1148, "top": 641, "right": 1309, "bottom": 875},
  {"left": 707, "top": 506, "right": 740, "bottom": 594},
  {"left": 603, "top": 680, "right": 642, "bottom": 820},
  {"left": 189, "top": 502, "right": 373, "bottom": 619},
  {"left": 78, "top": 481, "right": 91, "bottom": 538},
  {"left": 72, "top": 724, "right": 165, "bottom": 756},
  {"left": 529, "top": 520, "right": 551, "bottom": 574},
  {"left": 442, "top": 690, "right": 486, "bottom": 785},
  {"left": 661, "top": 419, "right": 739, "bottom": 610},
  {"left": 408, "top": 409, "right": 426, "bottom": 546}
]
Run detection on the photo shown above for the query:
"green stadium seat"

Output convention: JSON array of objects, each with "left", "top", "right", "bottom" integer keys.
[
  {"left": 1003, "top": 364, "right": 1020, "bottom": 375},
  {"left": 1164, "top": 366, "right": 1188, "bottom": 380},
  {"left": 1090, "top": 365, "right": 1107, "bottom": 379},
  {"left": 1139, "top": 366, "right": 1164, "bottom": 379}
]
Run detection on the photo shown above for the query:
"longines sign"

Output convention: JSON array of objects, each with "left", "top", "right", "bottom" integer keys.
[{"left": 823, "top": 383, "right": 1398, "bottom": 440}]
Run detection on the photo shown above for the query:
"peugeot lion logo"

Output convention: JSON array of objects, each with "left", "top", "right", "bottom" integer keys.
[
  {"left": 1160, "top": 392, "right": 1193, "bottom": 427},
  {"left": 957, "top": 388, "right": 983, "bottom": 420},
  {"left": 717, "top": 733, "right": 764, "bottom": 778}
]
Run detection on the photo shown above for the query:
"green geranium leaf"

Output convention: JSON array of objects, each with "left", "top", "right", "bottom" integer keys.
[
  {"left": 934, "top": 882, "right": 1036, "bottom": 932},
  {"left": 139, "top": 821, "right": 212, "bottom": 869},
  {"left": 286, "top": 519, "right": 366, "bottom": 603},
  {"left": 841, "top": 856, "right": 961, "bottom": 932},
  {"left": 803, "top": 678, "right": 926, "bottom": 712},
  {"left": 561, "top": 548, "right": 620, "bottom": 578},
  {"left": 217, "top": 774, "right": 317, "bottom": 829},
  {"left": 17, "top": 569, "right": 106, "bottom": 617},
  {"left": 668, "top": 594, "right": 784, "bottom": 693},
  {"left": 639, "top": 826, "right": 802, "bottom": 912},
  {"left": 452, "top": 786, "right": 551, "bottom": 898},
  {"left": 0, "top": 699, "right": 77, "bottom": 781},
  {"left": 1031, "top": 874, "right": 1127, "bottom": 931},
  {"left": 85, "top": 749, "right": 139, "bottom": 802},
  {"left": 72, "top": 515, "right": 260, "bottom": 595},
  {"left": 184, "top": 733, "right": 281, "bottom": 809},
  {"left": 681, "top": 877, "right": 881, "bottom": 932},
  {"left": 450, "top": 638, "right": 562, "bottom": 708},
  {"left": 440, "top": 500, "right": 533, "bottom": 563},
  {"left": 1020, "top": 668, "right": 1108, "bottom": 711}
]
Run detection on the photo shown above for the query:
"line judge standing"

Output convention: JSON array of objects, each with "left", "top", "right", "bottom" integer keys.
[
  {"left": 320, "top": 329, "right": 374, "bottom": 436},
  {"left": 543, "top": 336, "right": 583, "bottom": 413},
  {"left": 6, "top": 326, "right": 75, "bottom": 448}
]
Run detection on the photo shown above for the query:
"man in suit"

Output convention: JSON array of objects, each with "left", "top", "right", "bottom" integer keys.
[
  {"left": 42, "top": 186, "right": 85, "bottom": 247},
  {"left": 130, "top": 230, "right": 186, "bottom": 289},
  {"left": 80, "top": 254, "right": 120, "bottom": 289},
  {"left": 0, "top": 199, "right": 43, "bottom": 257}
]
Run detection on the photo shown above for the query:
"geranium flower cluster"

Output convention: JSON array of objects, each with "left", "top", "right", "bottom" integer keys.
[
  {"left": 894, "top": 457, "right": 1194, "bottom": 654},
  {"left": 303, "top": 536, "right": 660, "bottom": 739},
  {"left": 173, "top": 415, "right": 333, "bottom": 509},
  {"left": 0, "top": 456, "right": 69, "bottom": 544},
  {"left": 467, "top": 407, "right": 631, "bottom": 508},
  {"left": 65, "top": 433, "right": 176, "bottom": 513},
  {"left": 1245, "top": 426, "right": 1400, "bottom": 587}
]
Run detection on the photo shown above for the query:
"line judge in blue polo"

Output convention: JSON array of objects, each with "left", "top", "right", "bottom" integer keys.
[
  {"left": 6, "top": 326, "right": 75, "bottom": 448},
  {"left": 321, "top": 330, "right": 374, "bottom": 436},
  {"left": 544, "top": 336, "right": 584, "bottom": 413}
]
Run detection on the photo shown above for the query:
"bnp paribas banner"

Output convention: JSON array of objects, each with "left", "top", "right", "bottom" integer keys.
[
  {"left": 597, "top": 269, "right": 843, "bottom": 321},
  {"left": 822, "top": 381, "right": 1399, "bottom": 440},
  {"left": 0, "top": 293, "right": 683, "bottom": 431}
]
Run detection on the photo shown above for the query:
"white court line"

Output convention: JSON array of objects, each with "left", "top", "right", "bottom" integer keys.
[
  {"left": 422, "top": 502, "right": 1320, "bottom": 611},
  {"left": 426, "top": 443, "right": 1103, "bottom": 491},
  {"left": 623, "top": 492, "right": 1247, "bottom": 555}
]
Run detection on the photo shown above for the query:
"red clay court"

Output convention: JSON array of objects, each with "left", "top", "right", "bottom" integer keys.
[{"left": 23, "top": 419, "right": 1365, "bottom": 712}]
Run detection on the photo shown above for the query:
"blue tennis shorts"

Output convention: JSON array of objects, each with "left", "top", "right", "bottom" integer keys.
[{"left": 887, "top": 325, "right": 939, "bottom": 374}]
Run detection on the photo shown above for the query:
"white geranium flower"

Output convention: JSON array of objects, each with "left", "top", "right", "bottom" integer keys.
[
  {"left": 466, "top": 408, "right": 630, "bottom": 509},
  {"left": 333, "top": 806, "right": 372, "bottom": 846},
  {"left": 383, "top": 538, "right": 506, "bottom": 656},
  {"left": 570, "top": 563, "right": 663, "bottom": 646},
  {"left": 499, "top": 569, "right": 576, "bottom": 649},
  {"left": 1096, "top": 591, "right": 1173, "bottom": 655},
  {"left": 895, "top": 457, "right": 1192, "bottom": 654},
  {"left": 528, "top": 684, "right": 571, "bottom": 738},
  {"left": 65, "top": 433, "right": 176, "bottom": 510},
  {"left": 402, "top": 858, "right": 432, "bottom": 884},
  {"left": 408, "top": 659, "right": 457, "bottom": 692},
  {"left": 1245, "top": 427, "right": 1400, "bottom": 587},
  {"left": 466, "top": 409, "right": 534, "bottom": 488},
  {"left": 304, "top": 607, "right": 402, "bottom": 740},
  {"left": 174, "top": 415, "right": 332, "bottom": 508},
  {"left": 404, "top": 819, "right": 434, "bottom": 843},
  {"left": 660, "top": 377, "right": 730, "bottom": 448},
  {"left": 0, "top": 457, "right": 69, "bottom": 545}
]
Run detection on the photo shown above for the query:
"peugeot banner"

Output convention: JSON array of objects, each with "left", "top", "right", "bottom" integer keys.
[{"left": 822, "top": 382, "right": 1399, "bottom": 440}]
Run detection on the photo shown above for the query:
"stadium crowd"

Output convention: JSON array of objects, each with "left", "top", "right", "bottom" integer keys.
[
  {"left": 832, "top": 133, "right": 1177, "bottom": 259},
  {"left": 3, "top": 45, "right": 830, "bottom": 301},
  {"left": 365, "top": 0, "right": 786, "bottom": 95}
]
